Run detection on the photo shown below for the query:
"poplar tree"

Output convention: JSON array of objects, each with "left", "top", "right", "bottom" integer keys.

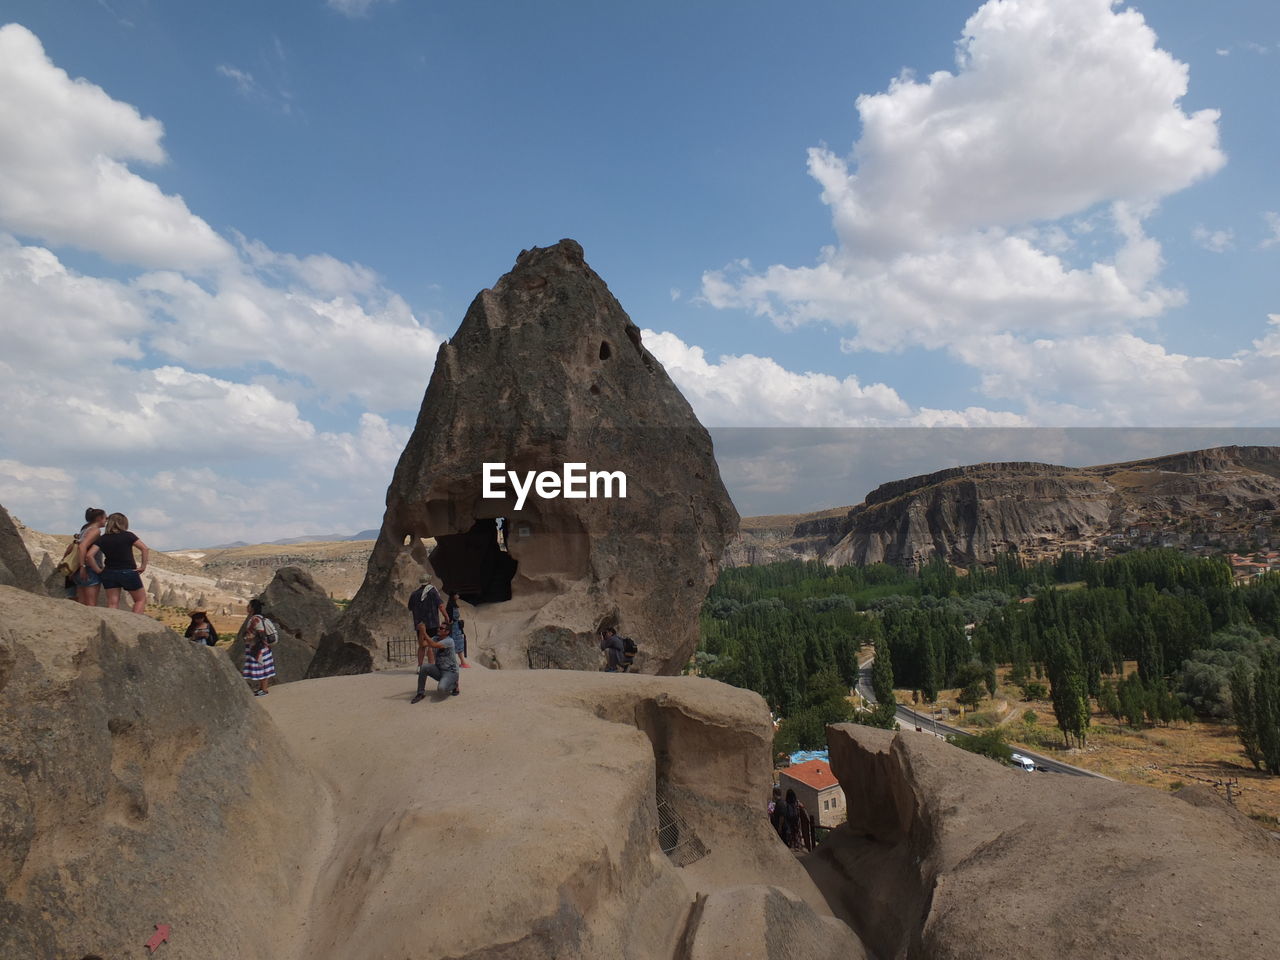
[
  {"left": 871, "top": 634, "right": 895, "bottom": 706},
  {"left": 1231, "top": 661, "right": 1263, "bottom": 770}
]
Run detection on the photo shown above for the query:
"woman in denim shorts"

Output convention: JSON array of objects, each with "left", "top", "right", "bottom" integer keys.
[
  {"left": 70, "top": 507, "right": 107, "bottom": 606},
  {"left": 88, "top": 512, "right": 151, "bottom": 614}
]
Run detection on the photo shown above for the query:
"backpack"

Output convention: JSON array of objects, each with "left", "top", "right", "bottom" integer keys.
[
  {"left": 55, "top": 542, "right": 79, "bottom": 579},
  {"left": 620, "top": 636, "right": 637, "bottom": 672},
  {"left": 250, "top": 616, "right": 278, "bottom": 656}
]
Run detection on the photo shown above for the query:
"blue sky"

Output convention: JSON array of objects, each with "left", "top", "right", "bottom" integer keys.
[{"left": 0, "top": 0, "right": 1278, "bottom": 546}]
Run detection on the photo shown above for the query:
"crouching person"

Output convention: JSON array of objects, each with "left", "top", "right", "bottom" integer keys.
[{"left": 411, "top": 622, "right": 460, "bottom": 703}]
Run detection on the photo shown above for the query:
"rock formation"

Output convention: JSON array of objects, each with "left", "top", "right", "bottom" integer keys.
[
  {"left": 265, "top": 667, "right": 863, "bottom": 959},
  {"left": 2, "top": 580, "right": 865, "bottom": 958},
  {"left": 0, "top": 586, "right": 322, "bottom": 960},
  {"left": 808, "top": 723, "right": 1280, "bottom": 960},
  {"left": 226, "top": 566, "right": 338, "bottom": 684},
  {"left": 0, "top": 504, "right": 44, "bottom": 595},
  {"left": 310, "top": 239, "right": 738, "bottom": 677},
  {"left": 725, "top": 506, "right": 855, "bottom": 567},
  {"left": 810, "top": 445, "right": 1280, "bottom": 567}
]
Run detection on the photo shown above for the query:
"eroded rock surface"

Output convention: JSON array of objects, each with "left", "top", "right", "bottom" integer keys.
[
  {"left": 311, "top": 239, "right": 738, "bottom": 676},
  {"left": 266, "top": 668, "right": 860, "bottom": 959},
  {"left": 3, "top": 581, "right": 863, "bottom": 959},
  {"left": 0, "top": 586, "right": 322, "bottom": 960},
  {"left": 809, "top": 723, "right": 1280, "bottom": 960},
  {"left": 0, "top": 504, "right": 43, "bottom": 594}
]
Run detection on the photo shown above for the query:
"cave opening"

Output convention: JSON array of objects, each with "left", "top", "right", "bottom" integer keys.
[{"left": 428, "top": 517, "right": 518, "bottom": 605}]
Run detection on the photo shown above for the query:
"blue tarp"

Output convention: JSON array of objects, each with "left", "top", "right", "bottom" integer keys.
[{"left": 788, "top": 749, "right": 829, "bottom": 765}]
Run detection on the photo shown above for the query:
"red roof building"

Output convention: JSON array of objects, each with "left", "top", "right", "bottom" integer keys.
[{"left": 779, "top": 759, "right": 846, "bottom": 828}]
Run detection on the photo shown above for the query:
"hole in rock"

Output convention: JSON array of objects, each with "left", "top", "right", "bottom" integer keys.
[
  {"left": 429, "top": 518, "right": 518, "bottom": 605},
  {"left": 589, "top": 384, "right": 601, "bottom": 395},
  {"left": 599, "top": 340, "right": 612, "bottom": 360}
]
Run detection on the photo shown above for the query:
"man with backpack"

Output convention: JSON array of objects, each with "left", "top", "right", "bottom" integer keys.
[
  {"left": 408, "top": 573, "right": 448, "bottom": 669},
  {"left": 600, "top": 627, "right": 638, "bottom": 673}
]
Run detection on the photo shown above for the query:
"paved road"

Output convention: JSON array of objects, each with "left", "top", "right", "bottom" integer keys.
[{"left": 856, "top": 663, "right": 1107, "bottom": 780}]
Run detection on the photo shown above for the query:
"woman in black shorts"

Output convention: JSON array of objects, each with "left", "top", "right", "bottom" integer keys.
[{"left": 91, "top": 512, "right": 151, "bottom": 613}]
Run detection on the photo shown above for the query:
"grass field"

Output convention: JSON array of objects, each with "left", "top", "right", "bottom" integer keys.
[{"left": 908, "top": 664, "right": 1280, "bottom": 826}]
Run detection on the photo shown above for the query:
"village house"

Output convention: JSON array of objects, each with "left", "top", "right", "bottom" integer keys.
[{"left": 779, "top": 759, "right": 846, "bottom": 829}]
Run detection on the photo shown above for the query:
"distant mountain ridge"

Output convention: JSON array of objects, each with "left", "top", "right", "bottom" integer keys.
[
  {"left": 730, "top": 445, "right": 1280, "bottom": 567},
  {"left": 200, "top": 529, "right": 379, "bottom": 550}
]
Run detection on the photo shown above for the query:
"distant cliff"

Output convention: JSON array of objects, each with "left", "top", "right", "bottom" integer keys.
[{"left": 731, "top": 446, "right": 1280, "bottom": 568}]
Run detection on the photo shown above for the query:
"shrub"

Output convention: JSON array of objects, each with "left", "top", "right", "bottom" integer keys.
[{"left": 949, "top": 728, "right": 1013, "bottom": 764}]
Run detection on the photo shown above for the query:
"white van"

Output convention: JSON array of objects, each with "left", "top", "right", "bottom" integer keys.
[{"left": 1009, "top": 753, "right": 1036, "bottom": 772}]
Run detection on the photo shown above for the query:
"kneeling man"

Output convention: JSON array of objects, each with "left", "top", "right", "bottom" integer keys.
[{"left": 411, "top": 622, "right": 460, "bottom": 703}]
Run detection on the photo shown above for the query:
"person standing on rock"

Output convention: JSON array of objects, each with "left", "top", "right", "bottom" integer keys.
[
  {"left": 240, "top": 598, "right": 276, "bottom": 696},
  {"left": 408, "top": 574, "right": 447, "bottom": 669},
  {"left": 65, "top": 507, "right": 106, "bottom": 606},
  {"left": 446, "top": 591, "right": 470, "bottom": 668},
  {"left": 411, "top": 621, "right": 460, "bottom": 703},
  {"left": 86, "top": 512, "right": 150, "bottom": 613}
]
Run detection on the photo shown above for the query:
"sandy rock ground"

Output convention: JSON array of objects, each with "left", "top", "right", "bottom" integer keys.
[
  {"left": 3, "top": 581, "right": 861, "bottom": 960},
  {"left": 809, "top": 723, "right": 1280, "bottom": 960},
  {"left": 262, "top": 667, "right": 859, "bottom": 959}
]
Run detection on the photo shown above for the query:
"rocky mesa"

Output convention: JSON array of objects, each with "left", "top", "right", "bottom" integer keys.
[{"left": 736, "top": 445, "right": 1280, "bottom": 568}]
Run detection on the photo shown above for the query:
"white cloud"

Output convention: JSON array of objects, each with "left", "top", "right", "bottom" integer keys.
[
  {"left": 216, "top": 64, "right": 261, "bottom": 98},
  {"left": 952, "top": 331, "right": 1280, "bottom": 426},
  {"left": 327, "top": 0, "right": 398, "bottom": 18},
  {"left": 1261, "top": 211, "right": 1280, "bottom": 249},
  {"left": 1192, "top": 224, "right": 1235, "bottom": 253},
  {"left": 215, "top": 59, "right": 294, "bottom": 115},
  {"left": 0, "top": 459, "right": 76, "bottom": 522},
  {"left": 702, "top": 0, "right": 1224, "bottom": 354},
  {"left": 0, "top": 235, "right": 149, "bottom": 368},
  {"left": 0, "top": 25, "right": 443, "bottom": 547},
  {"left": 0, "top": 24, "right": 234, "bottom": 269},
  {"left": 642, "top": 328, "right": 1025, "bottom": 428}
]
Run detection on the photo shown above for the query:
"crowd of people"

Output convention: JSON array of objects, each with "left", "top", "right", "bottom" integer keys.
[
  {"left": 57, "top": 509, "right": 644, "bottom": 702},
  {"left": 60, "top": 504, "right": 281, "bottom": 696}
]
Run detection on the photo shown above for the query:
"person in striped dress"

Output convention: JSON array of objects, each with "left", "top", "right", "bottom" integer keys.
[{"left": 239, "top": 598, "right": 276, "bottom": 697}]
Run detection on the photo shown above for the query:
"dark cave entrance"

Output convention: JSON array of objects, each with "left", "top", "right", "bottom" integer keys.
[{"left": 428, "top": 517, "right": 518, "bottom": 605}]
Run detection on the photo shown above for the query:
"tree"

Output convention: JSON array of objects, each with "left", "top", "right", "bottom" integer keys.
[
  {"left": 1256, "top": 650, "right": 1280, "bottom": 774},
  {"left": 871, "top": 634, "right": 894, "bottom": 706},
  {"left": 921, "top": 636, "right": 939, "bottom": 703},
  {"left": 1230, "top": 661, "right": 1263, "bottom": 770},
  {"left": 958, "top": 680, "right": 986, "bottom": 709},
  {"left": 1045, "top": 630, "right": 1090, "bottom": 747},
  {"left": 1098, "top": 679, "right": 1121, "bottom": 721}
]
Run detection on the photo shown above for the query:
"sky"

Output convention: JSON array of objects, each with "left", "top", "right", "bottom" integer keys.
[{"left": 0, "top": 0, "right": 1278, "bottom": 548}]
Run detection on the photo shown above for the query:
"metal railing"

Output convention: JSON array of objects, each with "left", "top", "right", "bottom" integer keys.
[{"left": 655, "top": 782, "right": 708, "bottom": 867}]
